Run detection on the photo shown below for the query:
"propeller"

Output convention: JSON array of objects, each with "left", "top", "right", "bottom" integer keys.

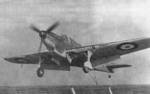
[
  {"left": 30, "top": 21, "right": 59, "bottom": 49},
  {"left": 30, "top": 22, "right": 59, "bottom": 39},
  {"left": 30, "top": 22, "right": 59, "bottom": 68}
]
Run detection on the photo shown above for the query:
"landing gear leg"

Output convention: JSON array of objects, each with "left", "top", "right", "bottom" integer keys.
[
  {"left": 83, "top": 50, "right": 93, "bottom": 73},
  {"left": 37, "top": 67, "right": 44, "bottom": 77},
  {"left": 66, "top": 53, "right": 72, "bottom": 64}
]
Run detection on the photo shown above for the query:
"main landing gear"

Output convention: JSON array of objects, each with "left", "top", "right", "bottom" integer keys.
[
  {"left": 37, "top": 67, "right": 44, "bottom": 77},
  {"left": 83, "top": 50, "right": 93, "bottom": 73},
  {"left": 83, "top": 66, "right": 91, "bottom": 73}
]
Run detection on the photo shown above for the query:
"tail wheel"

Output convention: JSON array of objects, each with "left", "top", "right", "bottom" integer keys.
[
  {"left": 83, "top": 67, "right": 90, "bottom": 73},
  {"left": 37, "top": 67, "right": 44, "bottom": 77}
]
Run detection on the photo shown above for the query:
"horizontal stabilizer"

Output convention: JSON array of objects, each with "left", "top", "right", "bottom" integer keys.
[
  {"left": 94, "top": 64, "right": 131, "bottom": 73},
  {"left": 107, "top": 64, "right": 131, "bottom": 69}
]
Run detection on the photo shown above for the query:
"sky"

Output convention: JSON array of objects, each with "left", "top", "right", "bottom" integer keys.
[{"left": 0, "top": 0, "right": 150, "bottom": 86}]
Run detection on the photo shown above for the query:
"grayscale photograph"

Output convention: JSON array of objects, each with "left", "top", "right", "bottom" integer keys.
[{"left": 0, "top": 0, "right": 150, "bottom": 94}]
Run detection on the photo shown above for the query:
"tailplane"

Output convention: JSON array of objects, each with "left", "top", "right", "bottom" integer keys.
[{"left": 94, "top": 64, "right": 132, "bottom": 73}]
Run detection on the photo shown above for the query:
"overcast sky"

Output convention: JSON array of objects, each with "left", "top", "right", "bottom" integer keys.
[{"left": 0, "top": 0, "right": 150, "bottom": 86}]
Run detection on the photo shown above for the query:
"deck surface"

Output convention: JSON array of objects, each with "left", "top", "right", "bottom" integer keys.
[{"left": 0, "top": 85, "right": 149, "bottom": 94}]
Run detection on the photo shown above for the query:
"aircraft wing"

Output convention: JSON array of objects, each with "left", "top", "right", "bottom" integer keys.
[
  {"left": 67, "top": 37, "right": 150, "bottom": 65},
  {"left": 67, "top": 37, "right": 150, "bottom": 55},
  {"left": 4, "top": 51, "right": 70, "bottom": 71},
  {"left": 90, "top": 37, "right": 150, "bottom": 61},
  {"left": 66, "top": 37, "right": 150, "bottom": 73},
  {"left": 4, "top": 52, "right": 52, "bottom": 64}
]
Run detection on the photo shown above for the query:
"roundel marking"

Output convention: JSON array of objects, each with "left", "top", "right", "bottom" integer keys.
[{"left": 117, "top": 42, "right": 138, "bottom": 50}]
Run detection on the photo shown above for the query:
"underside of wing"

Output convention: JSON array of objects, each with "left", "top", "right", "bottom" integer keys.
[
  {"left": 67, "top": 37, "right": 150, "bottom": 56},
  {"left": 4, "top": 52, "right": 70, "bottom": 71},
  {"left": 91, "top": 38, "right": 150, "bottom": 63},
  {"left": 4, "top": 52, "right": 52, "bottom": 64},
  {"left": 66, "top": 37, "right": 150, "bottom": 68}
]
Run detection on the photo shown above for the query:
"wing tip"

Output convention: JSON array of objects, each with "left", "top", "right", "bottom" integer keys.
[{"left": 3, "top": 57, "right": 12, "bottom": 62}]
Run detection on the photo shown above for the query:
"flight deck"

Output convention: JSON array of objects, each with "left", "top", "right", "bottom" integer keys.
[{"left": 0, "top": 85, "right": 149, "bottom": 94}]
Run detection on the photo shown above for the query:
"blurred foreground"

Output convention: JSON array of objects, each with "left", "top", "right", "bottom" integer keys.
[{"left": 0, "top": 85, "right": 149, "bottom": 94}]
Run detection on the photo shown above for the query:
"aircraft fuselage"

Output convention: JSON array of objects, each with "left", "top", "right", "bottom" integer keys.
[{"left": 44, "top": 32, "right": 81, "bottom": 53}]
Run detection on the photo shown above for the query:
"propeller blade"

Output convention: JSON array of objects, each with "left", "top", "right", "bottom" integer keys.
[
  {"left": 46, "top": 22, "right": 59, "bottom": 33},
  {"left": 38, "top": 38, "right": 43, "bottom": 67},
  {"left": 30, "top": 25, "right": 41, "bottom": 33},
  {"left": 38, "top": 38, "right": 43, "bottom": 53},
  {"left": 38, "top": 56, "right": 42, "bottom": 66},
  {"left": 30, "top": 24, "right": 46, "bottom": 68}
]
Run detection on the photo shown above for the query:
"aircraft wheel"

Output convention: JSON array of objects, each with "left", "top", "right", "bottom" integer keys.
[
  {"left": 37, "top": 68, "right": 44, "bottom": 77},
  {"left": 83, "top": 67, "right": 90, "bottom": 73}
]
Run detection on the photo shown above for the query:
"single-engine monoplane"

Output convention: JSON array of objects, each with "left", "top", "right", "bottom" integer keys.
[{"left": 4, "top": 22, "right": 150, "bottom": 78}]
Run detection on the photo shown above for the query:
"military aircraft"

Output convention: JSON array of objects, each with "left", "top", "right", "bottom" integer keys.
[{"left": 4, "top": 22, "right": 150, "bottom": 78}]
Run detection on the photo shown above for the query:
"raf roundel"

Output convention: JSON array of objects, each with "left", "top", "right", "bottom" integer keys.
[{"left": 117, "top": 42, "right": 138, "bottom": 50}]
